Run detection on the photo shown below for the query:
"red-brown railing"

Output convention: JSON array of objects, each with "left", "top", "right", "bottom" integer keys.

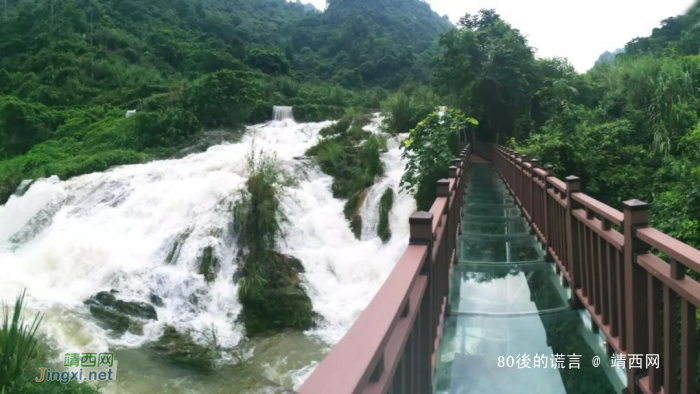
[
  {"left": 299, "top": 145, "right": 471, "bottom": 394},
  {"left": 490, "top": 144, "right": 700, "bottom": 394}
]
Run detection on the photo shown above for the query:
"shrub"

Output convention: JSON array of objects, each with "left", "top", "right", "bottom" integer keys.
[{"left": 401, "top": 108, "right": 477, "bottom": 210}]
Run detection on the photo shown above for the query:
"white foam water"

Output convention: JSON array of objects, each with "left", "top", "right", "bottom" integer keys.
[{"left": 0, "top": 115, "right": 415, "bottom": 391}]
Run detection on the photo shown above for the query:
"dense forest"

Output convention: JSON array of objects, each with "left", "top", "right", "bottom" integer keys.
[{"left": 0, "top": 0, "right": 450, "bottom": 204}]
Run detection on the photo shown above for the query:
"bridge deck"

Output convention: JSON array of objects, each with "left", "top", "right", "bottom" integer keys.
[{"left": 433, "top": 162, "right": 624, "bottom": 393}]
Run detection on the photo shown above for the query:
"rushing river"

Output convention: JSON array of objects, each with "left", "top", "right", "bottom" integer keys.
[{"left": 0, "top": 114, "right": 415, "bottom": 393}]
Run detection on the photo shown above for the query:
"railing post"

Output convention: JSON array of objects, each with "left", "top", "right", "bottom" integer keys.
[
  {"left": 543, "top": 165, "right": 553, "bottom": 249},
  {"left": 623, "top": 200, "right": 650, "bottom": 394},
  {"left": 409, "top": 211, "right": 434, "bottom": 394},
  {"left": 565, "top": 176, "right": 582, "bottom": 308}
]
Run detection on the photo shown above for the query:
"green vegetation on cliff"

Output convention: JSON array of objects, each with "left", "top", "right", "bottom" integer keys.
[{"left": 306, "top": 113, "right": 387, "bottom": 239}]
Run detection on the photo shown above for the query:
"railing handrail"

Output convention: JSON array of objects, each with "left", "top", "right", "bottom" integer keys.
[{"left": 299, "top": 144, "right": 471, "bottom": 394}]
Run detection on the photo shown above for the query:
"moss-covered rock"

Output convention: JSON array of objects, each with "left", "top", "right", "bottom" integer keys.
[
  {"left": 344, "top": 188, "right": 368, "bottom": 239},
  {"left": 88, "top": 306, "right": 144, "bottom": 335},
  {"left": 146, "top": 325, "right": 218, "bottom": 372},
  {"left": 85, "top": 290, "right": 157, "bottom": 335},
  {"left": 377, "top": 188, "right": 394, "bottom": 243},
  {"left": 237, "top": 251, "right": 314, "bottom": 336},
  {"left": 114, "top": 300, "right": 157, "bottom": 320},
  {"left": 198, "top": 245, "right": 219, "bottom": 282}
]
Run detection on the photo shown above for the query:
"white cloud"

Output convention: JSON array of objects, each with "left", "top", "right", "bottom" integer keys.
[{"left": 300, "top": 0, "right": 693, "bottom": 72}]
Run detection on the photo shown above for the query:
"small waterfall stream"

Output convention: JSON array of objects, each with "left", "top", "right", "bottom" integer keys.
[
  {"left": 0, "top": 114, "right": 415, "bottom": 393},
  {"left": 272, "top": 106, "right": 294, "bottom": 121}
]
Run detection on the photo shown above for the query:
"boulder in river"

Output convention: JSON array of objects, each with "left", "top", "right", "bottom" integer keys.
[{"left": 85, "top": 291, "right": 158, "bottom": 335}]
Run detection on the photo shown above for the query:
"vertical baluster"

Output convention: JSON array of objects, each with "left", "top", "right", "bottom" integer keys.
[
  {"left": 605, "top": 241, "right": 614, "bottom": 329},
  {"left": 664, "top": 286, "right": 679, "bottom": 394},
  {"left": 648, "top": 274, "right": 662, "bottom": 393},
  {"left": 680, "top": 299, "right": 697, "bottom": 394},
  {"left": 617, "top": 250, "right": 626, "bottom": 351},
  {"left": 623, "top": 200, "right": 650, "bottom": 392},
  {"left": 565, "top": 176, "right": 582, "bottom": 307}
]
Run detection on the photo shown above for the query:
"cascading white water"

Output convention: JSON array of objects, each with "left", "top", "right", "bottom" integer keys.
[
  {"left": 359, "top": 116, "right": 405, "bottom": 240},
  {"left": 0, "top": 114, "right": 415, "bottom": 392},
  {"left": 272, "top": 106, "right": 294, "bottom": 121}
]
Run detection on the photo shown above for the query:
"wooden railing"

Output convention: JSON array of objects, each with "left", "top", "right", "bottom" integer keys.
[
  {"left": 490, "top": 144, "right": 700, "bottom": 394},
  {"left": 299, "top": 145, "right": 471, "bottom": 394}
]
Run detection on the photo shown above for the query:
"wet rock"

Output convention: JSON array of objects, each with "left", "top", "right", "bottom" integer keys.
[
  {"left": 89, "top": 306, "right": 144, "bottom": 335},
  {"left": 237, "top": 250, "right": 314, "bottom": 336},
  {"left": 114, "top": 300, "right": 158, "bottom": 320},
  {"left": 84, "top": 291, "right": 117, "bottom": 307},
  {"left": 198, "top": 246, "right": 219, "bottom": 283},
  {"left": 8, "top": 197, "right": 66, "bottom": 245},
  {"left": 283, "top": 255, "right": 305, "bottom": 274},
  {"left": 166, "top": 229, "right": 192, "bottom": 264},
  {"left": 13, "top": 179, "right": 36, "bottom": 197},
  {"left": 343, "top": 189, "right": 368, "bottom": 240},
  {"left": 146, "top": 325, "right": 217, "bottom": 371},
  {"left": 377, "top": 188, "right": 394, "bottom": 243},
  {"left": 149, "top": 293, "right": 164, "bottom": 307}
]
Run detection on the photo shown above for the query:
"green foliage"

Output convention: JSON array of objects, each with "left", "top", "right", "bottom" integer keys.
[
  {"left": 0, "top": 290, "right": 42, "bottom": 392},
  {"left": 434, "top": 10, "right": 537, "bottom": 142},
  {"left": 401, "top": 108, "right": 476, "bottom": 210},
  {"left": 381, "top": 86, "right": 439, "bottom": 135},
  {"left": 377, "top": 188, "right": 394, "bottom": 243},
  {"left": 186, "top": 70, "right": 264, "bottom": 129}
]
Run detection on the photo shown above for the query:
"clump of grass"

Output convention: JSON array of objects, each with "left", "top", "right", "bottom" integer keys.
[
  {"left": 232, "top": 147, "right": 293, "bottom": 254},
  {"left": 0, "top": 290, "right": 43, "bottom": 391}
]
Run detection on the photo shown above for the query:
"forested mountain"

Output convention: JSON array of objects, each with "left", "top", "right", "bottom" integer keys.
[
  {"left": 292, "top": 0, "right": 452, "bottom": 88},
  {"left": 0, "top": 0, "right": 452, "bottom": 203}
]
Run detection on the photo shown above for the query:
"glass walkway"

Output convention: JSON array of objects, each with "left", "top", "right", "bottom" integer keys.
[{"left": 433, "top": 163, "right": 625, "bottom": 394}]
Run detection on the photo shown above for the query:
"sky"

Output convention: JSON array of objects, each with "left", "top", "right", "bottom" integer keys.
[{"left": 302, "top": 0, "right": 694, "bottom": 72}]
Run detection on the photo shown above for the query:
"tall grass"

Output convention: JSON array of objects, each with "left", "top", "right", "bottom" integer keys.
[{"left": 0, "top": 290, "right": 43, "bottom": 391}]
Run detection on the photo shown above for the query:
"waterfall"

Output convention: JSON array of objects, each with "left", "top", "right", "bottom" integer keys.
[
  {"left": 0, "top": 114, "right": 415, "bottom": 392},
  {"left": 273, "top": 106, "right": 294, "bottom": 121}
]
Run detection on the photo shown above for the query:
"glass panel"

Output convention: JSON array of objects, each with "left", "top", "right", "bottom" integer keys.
[
  {"left": 461, "top": 217, "right": 530, "bottom": 236},
  {"left": 463, "top": 204, "right": 522, "bottom": 217},
  {"left": 434, "top": 311, "right": 618, "bottom": 394},
  {"left": 459, "top": 235, "right": 545, "bottom": 263},
  {"left": 449, "top": 263, "right": 568, "bottom": 314},
  {"left": 464, "top": 194, "right": 514, "bottom": 205}
]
